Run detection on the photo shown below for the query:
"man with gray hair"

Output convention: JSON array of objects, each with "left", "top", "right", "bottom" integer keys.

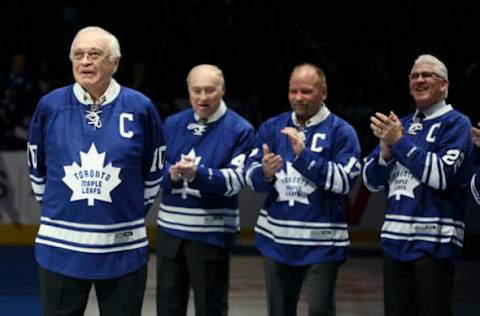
[
  {"left": 363, "top": 54, "right": 475, "bottom": 315},
  {"left": 28, "top": 26, "right": 165, "bottom": 315},
  {"left": 156, "top": 64, "right": 254, "bottom": 315}
]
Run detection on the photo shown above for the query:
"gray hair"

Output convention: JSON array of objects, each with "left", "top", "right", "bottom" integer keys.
[
  {"left": 70, "top": 26, "right": 121, "bottom": 63},
  {"left": 411, "top": 54, "right": 448, "bottom": 98}
]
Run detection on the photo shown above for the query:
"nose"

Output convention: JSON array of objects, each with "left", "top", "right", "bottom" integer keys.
[
  {"left": 80, "top": 54, "right": 93, "bottom": 64},
  {"left": 198, "top": 91, "right": 209, "bottom": 101}
]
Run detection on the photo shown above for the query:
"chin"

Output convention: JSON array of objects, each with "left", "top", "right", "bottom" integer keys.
[
  {"left": 197, "top": 109, "right": 211, "bottom": 117},
  {"left": 77, "top": 78, "right": 96, "bottom": 86}
]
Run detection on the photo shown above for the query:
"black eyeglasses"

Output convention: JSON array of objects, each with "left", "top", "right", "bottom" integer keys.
[{"left": 409, "top": 71, "right": 445, "bottom": 80}]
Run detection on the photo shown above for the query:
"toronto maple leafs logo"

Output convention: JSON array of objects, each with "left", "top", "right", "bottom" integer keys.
[
  {"left": 387, "top": 162, "right": 419, "bottom": 200},
  {"left": 274, "top": 162, "right": 316, "bottom": 206},
  {"left": 62, "top": 143, "right": 121, "bottom": 206}
]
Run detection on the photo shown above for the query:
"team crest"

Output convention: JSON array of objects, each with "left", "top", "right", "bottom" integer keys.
[
  {"left": 274, "top": 162, "right": 316, "bottom": 206},
  {"left": 62, "top": 143, "right": 121, "bottom": 206},
  {"left": 388, "top": 162, "right": 419, "bottom": 200}
]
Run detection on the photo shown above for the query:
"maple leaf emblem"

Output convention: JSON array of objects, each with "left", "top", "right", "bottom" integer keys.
[
  {"left": 274, "top": 162, "right": 317, "bottom": 206},
  {"left": 182, "top": 148, "right": 202, "bottom": 166},
  {"left": 387, "top": 162, "right": 420, "bottom": 200},
  {"left": 171, "top": 148, "right": 202, "bottom": 199},
  {"left": 62, "top": 143, "right": 122, "bottom": 206}
]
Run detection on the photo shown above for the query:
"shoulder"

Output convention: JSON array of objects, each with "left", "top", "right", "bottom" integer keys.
[
  {"left": 39, "top": 85, "right": 72, "bottom": 104},
  {"left": 164, "top": 108, "right": 192, "bottom": 126},
  {"left": 36, "top": 85, "right": 73, "bottom": 113},
  {"left": 446, "top": 108, "right": 471, "bottom": 126},
  {"left": 224, "top": 109, "right": 254, "bottom": 132},
  {"left": 115, "top": 86, "right": 160, "bottom": 118},
  {"left": 119, "top": 86, "right": 153, "bottom": 107},
  {"left": 329, "top": 113, "right": 357, "bottom": 135},
  {"left": 260, "top": 112, "right": 291, "bottom": 130},
  {"left": 425, "top": 107, "right": 472, "bottom": 132}
]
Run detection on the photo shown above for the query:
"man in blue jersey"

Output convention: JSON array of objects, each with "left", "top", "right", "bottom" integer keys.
[
  {"left": 363, "top": 54, "right": 475, "bottom": 316},
  {"left": 245, "top": 63, "right": 361, "bottom": 316},
  {"left": 156, "top": 64, "right": 254, "bottom": 316},
  {"left": 27, "top": 26, "right": 165, "bottom": 316}
]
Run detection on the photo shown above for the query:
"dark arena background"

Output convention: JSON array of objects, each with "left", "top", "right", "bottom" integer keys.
[{"left": 1, "top": 1, "right": 480, "bottom": 315}]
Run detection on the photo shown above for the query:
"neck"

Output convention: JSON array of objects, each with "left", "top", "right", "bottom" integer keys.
[
  {"left": 296, "top": 114, "right": 311, "bottom": 127},
  {"left": 85, "top": 81, "right": 110, "bottom": 103}
]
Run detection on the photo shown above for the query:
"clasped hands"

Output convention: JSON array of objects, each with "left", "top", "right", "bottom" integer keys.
[
  {"left": 169, "top": 155, "right": 197, "bottom": 182},
  {"left": 261, "top": 127, "right": 304, "bottom": 182},
  {"left": 370, "top": 111, "right": 403, "bottom": 160}
]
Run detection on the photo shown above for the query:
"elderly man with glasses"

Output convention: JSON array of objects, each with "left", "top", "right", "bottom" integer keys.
[
  {"left": 363, "top": 54, "right": 475, "bottom": 316},
  {"left": 27, "top": 26, "right": 165, "bottom": 316}
]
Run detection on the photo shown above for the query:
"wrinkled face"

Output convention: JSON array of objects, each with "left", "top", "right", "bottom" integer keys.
[
  {"left": 409, "top": 63, "right": 448, "bottom": 110},
  {"left": 71, "top": 30, "right": 118, "bottom": 97},
  {"left": 188, "top": 68, "right": 224, "bottom": 119},
  {"left": 288, "top": 67, "right": 327, "bottom": 123}
]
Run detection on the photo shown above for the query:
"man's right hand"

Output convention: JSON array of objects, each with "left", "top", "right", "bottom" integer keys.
[{"left": 261, "top": 144, "right": 283, "bottom": 182}]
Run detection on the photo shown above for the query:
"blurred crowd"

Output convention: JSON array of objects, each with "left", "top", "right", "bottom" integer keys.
[{"left": 1, "top": 1, "right": 479, "bottom": 154}]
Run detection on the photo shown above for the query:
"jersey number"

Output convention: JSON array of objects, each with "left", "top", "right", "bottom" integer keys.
[
  {"left": 27, "top": 143, "right": 38, "bottom": 169},
  {"left": 150, "top": 146, "right": 166, "bottom": 172}
]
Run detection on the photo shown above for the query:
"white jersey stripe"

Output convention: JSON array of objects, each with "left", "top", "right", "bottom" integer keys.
[
  {"left": 40, "top": 216, "right": 145, "bottom": 230},
  {"left": 255, "top": 226, "right": 349, "bottom": 247},
  {"left": 157, "top": 219, "right": 238, "bottom": 233},
  {"left": 36, "top": 238, "right": 148, "bottom": 253},
  {"left": 37, "top": 224, "right": 147, "bottom": 246}
]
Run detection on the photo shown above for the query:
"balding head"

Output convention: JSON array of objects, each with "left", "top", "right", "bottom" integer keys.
[
  {"left": 288, "top": 63, "right": 328, "bottom": 125},
  {"left": 290, "top": 63, "right": 326, "bottom": 90},
  {"left": 187, "top": 64, "right": 225, "bottom": 91}
]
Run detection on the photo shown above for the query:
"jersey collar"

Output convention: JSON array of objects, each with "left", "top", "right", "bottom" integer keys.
[
  {"left": 193, "top": 100, "right": 227, "bottom": 123},
  {"left": 292, "top": 104, "right": 330, "bottom": 128},
  {"left": 415, "top": 100, "right": 452, "bottom": 121},
  {"left": 73, "top": 79, "right": 121, "bottom": 106}
]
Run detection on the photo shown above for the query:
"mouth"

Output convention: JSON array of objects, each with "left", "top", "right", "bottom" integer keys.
[
  {"left": 196, "top": 103, "right": 210, "bottom": 109},
  {"left": 414, "top": 85, "right": 428, "bottom": 92},
  {"left": 79, "top": 70, "right": 95, "bottom": 77}
]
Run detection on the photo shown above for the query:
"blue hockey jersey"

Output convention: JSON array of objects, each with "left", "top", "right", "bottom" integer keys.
[
  {"left": 363, "top": 102, "right": 475, "bottom": 261},
  {"left": 158, "top": 101, "right": 254, "bottom": 248},
  {"left": 245, "top": 106, "right": 361, "bottom": 266},
  {"left": 27, "top": 80, "right": 165, "bottom": 279}
]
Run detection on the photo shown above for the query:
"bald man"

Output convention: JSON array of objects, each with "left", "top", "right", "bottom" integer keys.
[
  {"left": 245, "top": 63, "right": 361, "bottom": 316},
  {"left": 156, "top": 64, "right": 254, "bottom": 316}
]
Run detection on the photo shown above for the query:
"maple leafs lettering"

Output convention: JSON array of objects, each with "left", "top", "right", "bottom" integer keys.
[
  {"left": 63, "top": 143, "right": 121, "bottom": 206},
  {"left": 387, "top": 162, "right": 419, "bottom": 200},
  {"left": 274, "top": 162, "right": 316, "bottom": 206}
]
